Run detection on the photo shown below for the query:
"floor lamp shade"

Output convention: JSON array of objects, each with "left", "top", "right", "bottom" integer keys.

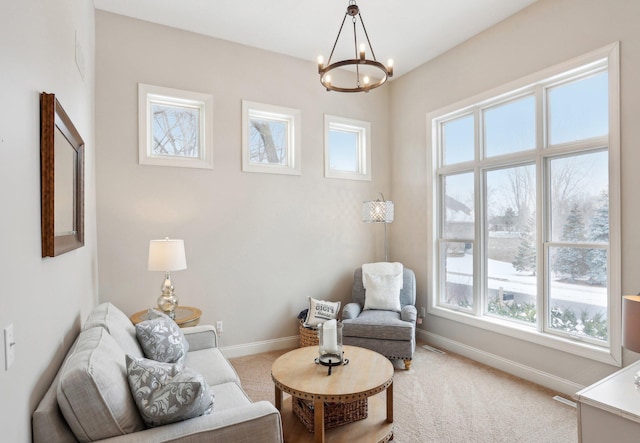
[
  {"left": 623, "top": 295, "right": 640, "bottom": 353},
  {"left": 362, "top": 200, "right": 394, "bottom": 223},
  {"left": 362, "top": 195, "right": 394, "bottom": 262}
]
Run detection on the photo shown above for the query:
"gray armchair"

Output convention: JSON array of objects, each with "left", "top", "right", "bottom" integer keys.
[{"left": 342, "top": 266, "right": 417, "bottom": 369}]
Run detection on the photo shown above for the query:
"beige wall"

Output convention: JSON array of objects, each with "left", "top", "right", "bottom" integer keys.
[
  {"left": 0, "top": 0, "right": 97, "bottom": 441},
  {"left": 95, "top": 12, "right": 391, "bottom": 348},
  {"left": 391, "top": 0, "right": 640, "bottom": 388}
]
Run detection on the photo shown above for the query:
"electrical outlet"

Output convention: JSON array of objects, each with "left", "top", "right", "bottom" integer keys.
[
  {"left": 420, "top": 307, "right": 426, "bottom": 318},
  {"left": 216, "top": 321, "right": 223, "bottom": 336},
  {"left": 5, "top": 324, "right": 15, "bottom": 370}
]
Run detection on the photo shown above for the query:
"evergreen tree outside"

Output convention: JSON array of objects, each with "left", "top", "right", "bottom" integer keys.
[
  {"left": 504, "top": 207, "right": 516, "bottom": 232},
  {"left": 553, "top": 204, "right": 589, "bottom": 280},
  {"left": 587, "top": 191, "right": 609, "bottom": 285},
  {"left": 512, "top": 216, "right": 536, "bottom": 275}
]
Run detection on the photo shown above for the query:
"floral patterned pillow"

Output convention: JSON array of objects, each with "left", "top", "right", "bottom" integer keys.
[
  {"left": 135, "top": 310, "right": 189, "bottom": 364},
  {"left": 125, "top": 355, "right": 214, "bottom": 427}
]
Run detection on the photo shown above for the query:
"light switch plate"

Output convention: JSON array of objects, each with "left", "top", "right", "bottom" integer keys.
[{"left": 4, "top": 324, "right": 15, "bottom": 370}]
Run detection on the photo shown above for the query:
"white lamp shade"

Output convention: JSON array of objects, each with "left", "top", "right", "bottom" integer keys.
[
  {"left": 148, "top": 238, "right": 187, "bottom": 272},
  {"left": 362, "top": 200, "right": 394, "bottom": 223}
]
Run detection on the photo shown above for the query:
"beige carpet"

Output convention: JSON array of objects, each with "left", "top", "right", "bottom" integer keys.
[{"left": 230, "top": 343, "right": 577, "bottom": 442}]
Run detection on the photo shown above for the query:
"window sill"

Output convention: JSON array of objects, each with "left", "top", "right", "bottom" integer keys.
[{"left": 428, "top": 304, "right": 621, "bottom": 367}]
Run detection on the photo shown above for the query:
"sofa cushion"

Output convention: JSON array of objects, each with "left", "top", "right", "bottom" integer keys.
[
  {"left": 126, "top": 355, "right": 214, "bottom": 427},
  {"left": 57, "top": 327, "right": 145, "bottom": 442},
  {"left": 83, "top": 302, "right": 144, "bottom": 358},
  {"left": 184, "top": 347, "right": 241, "bottom": 386},
  {"left": 304, "top": 297, "right": 341, "bottom": 327},
  {"left": 135, "top": 310, "right": 189, "bottom": 365}
]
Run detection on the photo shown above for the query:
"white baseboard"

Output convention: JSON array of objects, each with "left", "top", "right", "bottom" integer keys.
[
  {"left": 220, "top": 335, "right": 298, "bottom": 358},
  {"left": 417, "top": 329, "right": 585, "bottom": 396}
]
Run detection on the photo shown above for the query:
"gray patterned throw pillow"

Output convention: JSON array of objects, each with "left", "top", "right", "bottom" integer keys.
[
  {"left": 135, "top": 309, "right": 189, "bottom": 364},
  {"left": 125, "top": 355, "right": 214, "bottom": 427}
]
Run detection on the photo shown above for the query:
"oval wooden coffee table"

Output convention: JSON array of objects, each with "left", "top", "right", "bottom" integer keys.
[{"left": 272, "top": 345, "right": 393, "bottom": 443}]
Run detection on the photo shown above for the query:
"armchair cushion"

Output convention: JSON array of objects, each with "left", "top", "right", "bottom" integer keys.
[
  {"left": 342, "top": 310, "right": 414, "bottom": 341},
  {"left": 125, "top": 355, "right": 214, "bottom": 427}
]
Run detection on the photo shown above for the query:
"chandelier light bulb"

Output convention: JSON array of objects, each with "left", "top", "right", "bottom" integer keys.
[
  {"left": 363, "top": 76, "right": 370, "bottom": 85},
  {"left": 317, "top": 55, "right": 324, "bottom": 70},
  {"left": 359, "top": 43, "right": 366, "bottom": 61}
]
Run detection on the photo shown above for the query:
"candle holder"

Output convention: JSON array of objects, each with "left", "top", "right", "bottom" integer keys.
[{"left": 315, "top": 321, "right": 348, "bottom": 375}]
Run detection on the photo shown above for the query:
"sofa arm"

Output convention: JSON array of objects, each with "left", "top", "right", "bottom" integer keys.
[
  {"left": 99, "top": 401, "right": 283, "bottom": 443},
  {"left": 401, "top": 305, "right": 417, "bottom": 323},
  {"left": 182, "top": 325, "right": 218, "bottom": 351},
  {"left": 342, "top": 302, "right": 362, "bottom": 320}
]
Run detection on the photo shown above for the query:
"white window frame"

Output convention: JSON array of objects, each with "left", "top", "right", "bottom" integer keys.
[
  {"left": 324, "top": 115, "right": 371, "bottom": 181},
  {"left": 426, "top": 43, "right": 621, "bottom": 366},
  {"left": 241, "top": 101, "right": 301, "bottom": 175},
  {"left": 138, "top": 83, "right": 213, "bottom": 169}
]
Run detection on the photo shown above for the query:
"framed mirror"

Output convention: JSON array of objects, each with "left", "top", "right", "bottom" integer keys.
[{"left": 40, "top": 93, "right": 85, "bottom": 257}]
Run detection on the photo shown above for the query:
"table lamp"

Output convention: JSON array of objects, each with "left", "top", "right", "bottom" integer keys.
[
  {"left": 148, "top": 238, "right": 187, "bottom": 319},
  {"left": 362, "top": 193, "right": 394, "bottom": 262},
  {"left": 622, "top": 295, "right": 640, "bottom": 386}
]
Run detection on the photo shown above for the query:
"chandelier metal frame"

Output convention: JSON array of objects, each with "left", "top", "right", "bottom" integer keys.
[{"left": 317, "top": 0, "right": 393, "bottom": 93}]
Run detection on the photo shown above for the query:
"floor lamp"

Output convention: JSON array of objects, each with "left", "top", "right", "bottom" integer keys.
[{"left": 362, "top": 193, "right": 394, "bottom": 262}]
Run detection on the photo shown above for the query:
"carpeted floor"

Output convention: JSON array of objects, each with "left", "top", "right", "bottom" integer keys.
[{"left": 230, "top": 343, "right": 577, "bottom": 442}]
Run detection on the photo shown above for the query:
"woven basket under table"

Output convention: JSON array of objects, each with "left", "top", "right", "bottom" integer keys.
[
  {"left": 299, "top": 320, "right": 319, "bottom": 347},
  {"left": 293, "top": 397, "right": 368, "bottom": 433}
]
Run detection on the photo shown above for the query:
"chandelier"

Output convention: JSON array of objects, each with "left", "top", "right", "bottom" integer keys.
[{"left": 317, "top": 0, "right": 393, "bottom": 93}]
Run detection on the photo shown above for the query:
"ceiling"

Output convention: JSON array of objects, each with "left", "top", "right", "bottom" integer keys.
[{"left": 93, "top": 0, "right": 537, "bottom": 78}]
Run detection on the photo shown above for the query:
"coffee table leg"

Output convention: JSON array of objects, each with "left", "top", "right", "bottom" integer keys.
[
  {"left": 314, "top": 398, "right": 325, "bottom": 443},
  {"left": 386, "top": 382, "right": 394, "bottom": 423},
  {"left": 274, "top": 385, "right": 283, "bottom": 411}
]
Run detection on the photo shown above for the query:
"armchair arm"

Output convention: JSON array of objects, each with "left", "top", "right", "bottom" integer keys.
[
  {"left": 182, "top": 325, "right": 218, "bottom": 350},
  {"left": 99, "top": 401, "right": 283, "bottom": 443},
  {"left": 401, "top": 305, "right": 417, "bottom": 323},
  {"left": 342, "top": 302, "right": 362, "bottom": 320}
]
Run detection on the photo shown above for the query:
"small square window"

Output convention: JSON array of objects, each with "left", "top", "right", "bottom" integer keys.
[
  {"left": 138, "top": 84, "right": 213, "bottom": 169},
  {"left": 324, "top": 115, "right": 371, "bottom": 181},
  {"left": 242, "top": 101, "right": 301, "bottom": 175}
]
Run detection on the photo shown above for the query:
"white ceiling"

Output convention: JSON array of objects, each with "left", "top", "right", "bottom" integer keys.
[{"left": 93, "top": 0, "right": 537, "bottom": 78}]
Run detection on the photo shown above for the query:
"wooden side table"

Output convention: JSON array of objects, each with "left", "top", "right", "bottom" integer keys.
[{"left": 130, "top": 306, "right": 202, "bottom": 328}]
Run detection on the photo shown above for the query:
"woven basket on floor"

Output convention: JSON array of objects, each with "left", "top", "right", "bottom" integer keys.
[
  {"left": 299, "top": 320, "right": 319, "bottom": 347},
  {"left": 293, "top": 397, "right": 368, "bottom": 432}
]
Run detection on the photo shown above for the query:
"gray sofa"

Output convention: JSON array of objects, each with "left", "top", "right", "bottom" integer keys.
[{"left": 32, "top": 302, "right": 283, "bottom": 443}]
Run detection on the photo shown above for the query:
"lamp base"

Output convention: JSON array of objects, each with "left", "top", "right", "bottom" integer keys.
[{"left": 157, "top": 272, "right": 179, "bottom": 319}]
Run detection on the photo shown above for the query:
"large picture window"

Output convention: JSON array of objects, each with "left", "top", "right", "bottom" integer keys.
[{"left": 428, "top": 43, "right": 620, "bottom": 364}]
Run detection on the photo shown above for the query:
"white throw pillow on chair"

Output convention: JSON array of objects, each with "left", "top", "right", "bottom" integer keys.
[{"left": 363, "top": 273, "right": 402, "bottom": 312}]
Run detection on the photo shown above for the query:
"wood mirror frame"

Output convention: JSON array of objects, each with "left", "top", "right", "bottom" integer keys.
[{"left": 40, "top": 93, "right": 85, "bottom": 257}]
